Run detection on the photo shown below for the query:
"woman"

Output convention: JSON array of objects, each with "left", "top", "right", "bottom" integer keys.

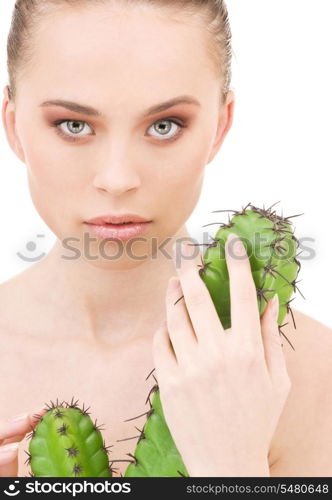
[{"left": 1, "top": 0, "right": 331, "bottom": 478}]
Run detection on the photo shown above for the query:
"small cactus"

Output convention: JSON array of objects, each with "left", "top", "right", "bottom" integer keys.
[
  {"left": 124, "top": 201, "right": 303, "bottom": 477},
  {"left": 26, "top": 398, "right": 113, "bottom": 477}
]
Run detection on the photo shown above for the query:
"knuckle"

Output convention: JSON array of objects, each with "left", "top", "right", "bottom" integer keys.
[
  {"left": 204, "top": 349, "right": 224, "bottom": 372},
  {"left": 229, "top": 344, "right": 265, "bottom": 372},
  {"left": 230, "top": 342, "right": 256, "bottom": 363},
  {"left": 195, "top": 346, "right": 224, "bottom": 375},
  {"left": 181, "top": 365, "right": 202, "bottom": 383}
]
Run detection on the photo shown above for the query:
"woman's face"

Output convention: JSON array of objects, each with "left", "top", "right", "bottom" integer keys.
[{"left": 3, "top": 3, "right": 234, "bottom": 268}]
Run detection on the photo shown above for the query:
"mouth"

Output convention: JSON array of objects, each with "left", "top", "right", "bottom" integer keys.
[
  {"left": 84, "top": 219, "right": 153, "bottom": 242},
  {"left": 85, "top": 213, "right": 152, "bottom": 225},
  {"left": 103, "top": 221, "right": 134, "bottom": 225},
  {"left": 87, "top": 221, "right": 151, "bottom": 228}
]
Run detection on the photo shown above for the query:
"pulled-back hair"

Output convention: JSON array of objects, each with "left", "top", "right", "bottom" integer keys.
[{"left": 7, "top": 0, "right": 233, "bottom": 104}]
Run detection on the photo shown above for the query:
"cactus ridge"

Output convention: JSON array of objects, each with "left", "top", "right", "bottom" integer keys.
[
  {"left": 123, "top": 201, "right": 304, "bottom": 477},
  {"left": 26, "top": 397, "right": 113, "bottom": 477}
]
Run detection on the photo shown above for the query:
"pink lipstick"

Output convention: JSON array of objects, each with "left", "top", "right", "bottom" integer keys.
[{"left": 84, "top": 213, "right": 152, "bottom": 242}]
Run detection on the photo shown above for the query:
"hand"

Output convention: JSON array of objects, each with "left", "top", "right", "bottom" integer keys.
[
  {"left": 0, "top": 407, "right": 47, "bottom": 476},
  {"left": 152, "top": 234, "right": 292, "bottom": 477}
]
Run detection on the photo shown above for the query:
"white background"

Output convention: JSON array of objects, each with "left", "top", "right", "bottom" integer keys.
[{"left": 0, "top": 0, "right": 331, "bottom": 327}]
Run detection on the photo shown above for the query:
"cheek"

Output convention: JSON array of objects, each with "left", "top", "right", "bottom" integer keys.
[
  {"left": 171, "top": 161, "right": 204, "bottom": 200},
  {"left": 160, "top": 138, "right": 208, "bottom": 200},
  {"left": 25, "top": 146, "right": 80, "bottom": 190},
  {"left": 22, "top": 135, "right": 84, "bottom": 236},
  {"left": 156, "top": 152, "right": 206, "bottom": 235},
  {"left": 22, "top": 123, "right": 88, "bottom": 202},
  {"left": 20, "top": 117, "right": 86, "bottom": 191},
  {"left": 177, "top": 167, "right": 204, "bottom": 223}
]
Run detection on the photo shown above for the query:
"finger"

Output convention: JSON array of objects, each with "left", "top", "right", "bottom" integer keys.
[
  {"left": 0, "top": 407, "right": 47, "bottom": 446},
  {"left": 1, "top": 433, "right": 26, "bottom": 445},
  {"left": 153, "top": 320, "right": 178, "bottom": 388},
  {"left": 0, "top": 442, "right": 19, "bottom": 477},
  {"left": 166, "top": 276, "right": 199, "bottom": 366},
  {"left": 225, "top": 233, "right": 262, "bottom": 348},
  {"left": 0, "top": 414, "right": 30, "bottom": 445},
  {"left": 172, "top": 241, "right": 225, "bottom": 344},
  {"left": 29, "top": 406, "right": 48, "bottom": 426},
  {"left": 261, "top": 295, "right": 290, "bottom": 385}
]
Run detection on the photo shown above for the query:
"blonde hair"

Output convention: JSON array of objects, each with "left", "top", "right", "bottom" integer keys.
[{"left": 7, "top": 0, "right": 233, "bottom": 104}]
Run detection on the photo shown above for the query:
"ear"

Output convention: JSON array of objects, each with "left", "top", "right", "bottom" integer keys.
[
  {"left": 2, "top": 85, "right": 26, "bottom": 163},
  {"left": 206, "top": 89, "right": 235, "bottom": 165}
]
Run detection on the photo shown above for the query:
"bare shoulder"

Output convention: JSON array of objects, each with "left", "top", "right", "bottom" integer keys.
[
  {"left": 282, "top": 307, "right": 332, "bottom": 380},
  {"left": 0, "top": 266, "right": 42, "bottom": 335},
  {"left": 269, "top": 307, "right": 332, "bottom": 476},
  {"left": 0, "top": 268, "right": 45, "bottom": 421},
  {"left": 288, "top": 306, "right": 332, "bottom": 340}
]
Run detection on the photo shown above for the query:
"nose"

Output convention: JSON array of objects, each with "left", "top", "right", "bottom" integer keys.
[{"left": 92, "top": 141, "right": 141, "bottom": 196}]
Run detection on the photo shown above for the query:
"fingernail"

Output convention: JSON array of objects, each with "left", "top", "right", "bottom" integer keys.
[
  {"left": 7, "top": 412, "right": 29, "bottom": 423},
  {"left": 0, "top": 442, "right": 19, "bottom": 453},
  {"left": 168, "top": 277, "right": 180, "bottom": 290},
  {"left": 227, "top": 233, "right": 246, "bottom": 257},
  {"left": 271, "top": 294, "right": 279, "bottom": 317}
]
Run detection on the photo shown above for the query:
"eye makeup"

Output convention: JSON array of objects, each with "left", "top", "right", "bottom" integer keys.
[{"left": 48, "top": 114, "right": 190, "bottom": 144}]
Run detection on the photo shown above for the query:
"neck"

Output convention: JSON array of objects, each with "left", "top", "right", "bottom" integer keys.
[{"left": 36, "top": 224, "right": 196, "bottom": 345}]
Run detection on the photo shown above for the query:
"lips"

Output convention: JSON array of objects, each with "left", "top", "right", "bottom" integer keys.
[
  {"left": 84, "top": 219, "right": 152, "bottom": 242},
  {"left": 85, "top": 213, "right": 151, "bottom": 225}
]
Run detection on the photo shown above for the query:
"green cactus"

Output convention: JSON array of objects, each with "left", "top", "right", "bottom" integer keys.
[
  {"left": 26, "top": 398, "right": 113, "bottom": 477},
  {"left": 122, "top": 388, "right": 189, "bottom": 477},
  {"left": 123, "top": 201, "right": 303, "bottom": 477}
]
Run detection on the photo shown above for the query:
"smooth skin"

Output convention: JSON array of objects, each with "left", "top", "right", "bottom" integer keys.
[{"left": 153, "top": 235, "right": 291, "bottom": 477}]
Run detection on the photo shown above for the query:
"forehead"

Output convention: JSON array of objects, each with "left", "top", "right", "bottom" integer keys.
[{"left": 21, "top": 3, "right": 216, "bottom": 107}]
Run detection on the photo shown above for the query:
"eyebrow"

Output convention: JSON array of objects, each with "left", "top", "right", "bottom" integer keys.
[{"left": 39, "top": 95, "right": 201, "bottom": 118}]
